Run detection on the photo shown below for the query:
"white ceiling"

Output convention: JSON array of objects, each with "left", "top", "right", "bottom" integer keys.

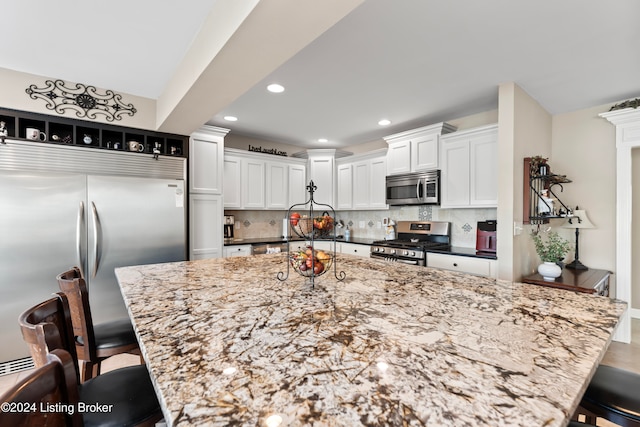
[{"left": 2, "top": 0, "right": 640, "bottom": 149}]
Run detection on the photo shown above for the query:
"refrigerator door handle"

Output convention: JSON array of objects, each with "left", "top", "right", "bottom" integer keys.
[
  {"left": 76, "top": 201, "right": 86, "bottom": 278},
  {"left": 90, "top": 201, "right": 102, "bottom": 278}
]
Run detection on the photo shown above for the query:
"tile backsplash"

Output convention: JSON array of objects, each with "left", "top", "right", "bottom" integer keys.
[{"left": 225, "top": 207, "right": 497, "bottom": 248}]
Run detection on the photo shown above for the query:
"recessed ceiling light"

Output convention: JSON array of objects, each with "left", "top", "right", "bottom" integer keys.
[
  {"left": 267, "top": 84, "right": 285, "bottom": 93},
  {"left": 318, "top": 138, "right": 328, "bottom": 143},
  {"left": 378, "top": 119, "right": 391, "bottom": 126},
  {"left": 224, "top": 116, "right": 238, "bottom": 122}
]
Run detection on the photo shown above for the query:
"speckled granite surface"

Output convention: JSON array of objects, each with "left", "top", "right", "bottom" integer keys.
[{"left": 115, "top": 254, "right": 626, "bottom": 427}]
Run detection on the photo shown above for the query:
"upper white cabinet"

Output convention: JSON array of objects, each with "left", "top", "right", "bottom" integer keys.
[
  {"left": 223, "top": 155, "right": 241, "bottom": 208},
  {"left": 336, "top": 163, "right": 353, "bottom": 210},
  {"left": 189, "top": 126, "right": 228, "bottom": 194},
  {"left": 223, "top": 148, "right": 306, "bottom": 210},
  {"left": 307, "top": 149, "right": 335, "bottom": 206},
  {"left": 335, "top": 149, "right": 388, "bottom": 211},
  {"left": 384, "top": 122, "right": 456, "bottom": 175},
  {"left": 288, "top": 164, "right": 307, "bottom": 206},
  {"left": 440, "top": 124, "right": 498, "bottom": 208},
  {"left": 242, "top": 158, "right": 266, "bottom": 208}
]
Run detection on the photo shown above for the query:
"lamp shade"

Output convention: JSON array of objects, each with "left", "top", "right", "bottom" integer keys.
[{"left": 563, "top": 210, "right": 595, "bottom": 229}]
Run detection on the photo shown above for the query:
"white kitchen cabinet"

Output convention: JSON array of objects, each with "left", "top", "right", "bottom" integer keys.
[
  {"left": 266, "top": 161, "right": 288, "bottom": 209},
  {"left": 411, "top": 132, "right": 439, "bottom": 171},
  {"left": 307, "top": 150, "right": 335, "bottom": 206},
  {"left": 336, "top": 163, "right": 353, "bottom": 210},
  {"left": 440, "top": 124, "right": 498, "bottom": 208},
  {"left": 223, "top": 244, "right": 252, "bottom": 257},
  {"left": 340, "top": 243, "right": 369, "bottom": 258},
  {"left": 242, "top": 158, "right": 265, "bottom": 208},
  {"left": 189, "top": 127, "right": 226, "bottom": 194},
  {"left": 384, "top": 122, "right": 456, "bottom": 175},
  {"left": 224, "top": 148, "right": 307, "bottom": 210},
  {"left": 352, "top": 161, "right": 370, "bottom": 209},
  {"left": 189, "top": 125, "right": 229, "bottom": 261},
  {"left": 335, "top": 149, "right": 388, "bottom": 211},
  {"left": 190, "top": 194, "right": 224, "bottom": 260},
  {"left": 288, "top": 164, "right": 307, "bottom": 206},
  {"left": 369, "top": 156, "right": 387, "bottom": 208},
  {"left": 427, "top": 253, "right": 496, "bottom": 278},
  {"left": 386, "top": 140, "right": 411, "bottom": 175},
  {"left": 223, "top": 155, "right": 242, "bottom": 208}
]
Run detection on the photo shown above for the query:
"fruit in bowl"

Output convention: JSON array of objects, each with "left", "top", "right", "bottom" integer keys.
[{"left": 290, "top": 246, "right": 333, "bottom": 277}]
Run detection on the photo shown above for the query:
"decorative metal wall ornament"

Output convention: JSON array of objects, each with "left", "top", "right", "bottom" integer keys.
[
  {"left": 610, "top": 98, "right": 640, "bottom": 111},
  {"left": 25, "top": 79, "right": 137, "bottom": 122}
]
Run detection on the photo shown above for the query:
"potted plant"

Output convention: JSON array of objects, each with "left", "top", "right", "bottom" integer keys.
[{"left": 531, "top": 231, "right": 571, "bottom": 281}]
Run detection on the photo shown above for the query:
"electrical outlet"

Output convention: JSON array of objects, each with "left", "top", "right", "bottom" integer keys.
[
  {"left": 359, "top": 221, "right": 365, "bottom": 229},
  {"left": 513, "top": 221, "right": 523, "bottom": 236},
  {"left": 377, "top": 221, "right": 382, "bottom": 229}
]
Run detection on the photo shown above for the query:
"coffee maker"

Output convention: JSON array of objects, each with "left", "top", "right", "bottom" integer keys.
[
  {"left": 476, "top": 220, "right": 497, "bottom": 254},
  {"left": 224, "top": 215, "right": 234, "bottom": 240}
]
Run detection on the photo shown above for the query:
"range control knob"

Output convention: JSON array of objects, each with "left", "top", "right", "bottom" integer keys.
[
  {"left": 410, "top": 251, "right": 416, "bottom": 257},
  {"left": 403, "top": 250, "right": 409, "bottom": 256},
  {"left": 390, "top": 249, "right": 396, "bottom": 254}
]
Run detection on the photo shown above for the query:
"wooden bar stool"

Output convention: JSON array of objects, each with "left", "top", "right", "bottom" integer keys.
[
  {"left": 575, "top": 365, "right": 640, "bottom": 427},
  {"left": 57, "top": 267, "right": 141, "bottom": 382},
  {"left": 0, "top": 349, "right": 79, "bottom": 427},
  {"left": 18, "top": 294, "right": 163, "bottom": 427}
]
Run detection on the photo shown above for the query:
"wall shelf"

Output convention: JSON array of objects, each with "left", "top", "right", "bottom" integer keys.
[
  {"left": 524, "top": 157, "right": 573, "bottom": 224},
  {"left": 0, "top": 107, "right": 188, "bottom": 158}
]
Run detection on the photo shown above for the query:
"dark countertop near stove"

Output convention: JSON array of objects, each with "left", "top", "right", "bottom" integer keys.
[{"left": 224, "top": 237, "right": 496, "bottom": 259}]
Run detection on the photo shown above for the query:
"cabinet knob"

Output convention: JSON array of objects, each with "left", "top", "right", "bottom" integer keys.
[{"left": 453, "top": 263, "right": 458, "bottom": 267}]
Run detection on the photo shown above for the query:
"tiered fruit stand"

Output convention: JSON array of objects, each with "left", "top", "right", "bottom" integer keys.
[{"left": 277, "top": 181, "right": 346, "bottom": 288}]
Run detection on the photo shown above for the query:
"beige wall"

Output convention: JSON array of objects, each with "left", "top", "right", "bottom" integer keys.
[
  {"left": 497, "top": 83, "right": 553, "bottom": 282},
  {"left": 0, "top": 67, "right": 157, "bottom": 130},
  {"left": 552, "top": 103, "right": 617, "bottom": 283},
  {"left": 634, "top": 148, "right": 640, "bottom": 308}
]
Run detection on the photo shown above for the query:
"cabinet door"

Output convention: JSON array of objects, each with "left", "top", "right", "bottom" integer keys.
[
  {"left": 223, "top": 156, "right": 242, "bottom": 208},
  {"left": 242, "top": 159, "right": 265, "bottom": 208},
  {"left": 427, "top": 253, "right": 495, "bottom": 278},
  {"left": 386, "top": 140, "right": 411, "bottom": 175},
  {"left": 190, "top": 194, "right": 223, "bottom": 260},
  {"left": 352, "top": 161, "right": 370, "bottom": 209},
  {"left": 266, "top": 162, "right": 288, "bottom": 209},
  {"left": 336, "top": 163, "right": 353, "bottom": 210},
  {"left": 308, "top": 156, "right": 334, "bottom": 206},
  {"left": 411, "top": 133, "right": 439, "bottom": 171},
  {"left": 370, "top": 157, "right": 388, "bottom": 209},
  {"left": 441, "top": 140, "right": 470, "bottom": 208},
  {"left": 469, "top": 132, "right": 498, "bottom": 206},
  {"left": 288, "top": 164, "right": 307, "bottom": 206},
  {"left": 189, "top": 135, "right": 222, "bottom": 194}
]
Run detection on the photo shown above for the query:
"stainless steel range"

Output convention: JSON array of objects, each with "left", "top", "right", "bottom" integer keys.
[{"left": 370, "top": 221, "right": 451, "bottom": 265}]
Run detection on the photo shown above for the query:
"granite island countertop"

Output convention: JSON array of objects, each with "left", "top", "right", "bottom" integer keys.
[{"left": 115, "top": 254, "right": 626, "bottom": 427}]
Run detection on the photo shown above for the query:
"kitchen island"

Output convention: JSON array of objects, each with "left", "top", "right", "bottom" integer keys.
[{"left": 115, "top": 254, "right": 626, "bottom": 427}]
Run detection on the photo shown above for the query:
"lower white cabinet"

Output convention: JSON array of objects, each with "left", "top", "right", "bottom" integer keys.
[
  {"left": 190, "top": 194, "right": 223, "bottom": 260},
  {"left": 223, "top": 244, "right": 252, "bottom": 257},
  {"left": 427, "top": 253, "right": 496, "bottom": 278},
  {"left": 340, "top": 243, "right": 369, "bottom": 258}
]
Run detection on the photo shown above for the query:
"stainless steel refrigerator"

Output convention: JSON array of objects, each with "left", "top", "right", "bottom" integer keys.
[{"left": 0, "top": 143, "right": 186, "bottom": 369}]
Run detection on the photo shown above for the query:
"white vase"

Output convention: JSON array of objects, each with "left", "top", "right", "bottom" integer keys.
[{"left": 538, "top": 262, "right": 562, "bottom": 281}]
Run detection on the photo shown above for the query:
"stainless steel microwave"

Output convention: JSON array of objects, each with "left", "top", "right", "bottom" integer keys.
[{"left": 385, "top": 170, "right": 440, "bottom": 205}]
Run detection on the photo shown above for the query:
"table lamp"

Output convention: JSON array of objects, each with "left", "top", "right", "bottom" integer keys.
[{"left": 563, "top": 209, "right": 595, "bottom": 270}]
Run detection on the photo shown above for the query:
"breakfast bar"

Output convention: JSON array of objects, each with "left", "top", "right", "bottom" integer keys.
[{"left": 115, "top": 254, "right": 626, "bottom": 427}]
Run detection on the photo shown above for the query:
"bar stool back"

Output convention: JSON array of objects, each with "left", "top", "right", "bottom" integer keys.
[{"left": 57, "top": 267, "right": 141, "bottom": 382}]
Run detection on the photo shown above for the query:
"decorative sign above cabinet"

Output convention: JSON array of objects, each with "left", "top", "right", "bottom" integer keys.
[
  {"left": 25, "top": 79, "right": 137, "bottom": 122},
  {"left": 248, "top": 144, "right": 287, "bottom": 156}
]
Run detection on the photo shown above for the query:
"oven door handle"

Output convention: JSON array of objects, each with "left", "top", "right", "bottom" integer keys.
[{"left": 397, "top": 258, "right": 419, "bottom": 265}]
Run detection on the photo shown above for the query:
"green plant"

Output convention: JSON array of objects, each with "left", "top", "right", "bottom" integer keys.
[{"left": 532, "top": 231, "right": 571, "bottom": 263}]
